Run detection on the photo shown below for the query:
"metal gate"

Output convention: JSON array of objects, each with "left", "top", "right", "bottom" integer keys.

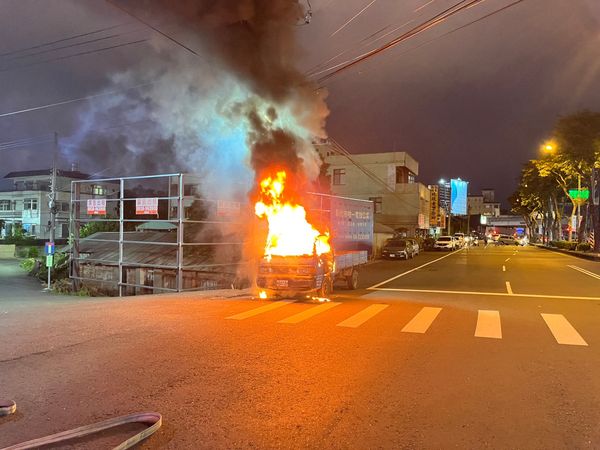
[{"left": 70, "top": 173, "right": 247, "bottom": 296}]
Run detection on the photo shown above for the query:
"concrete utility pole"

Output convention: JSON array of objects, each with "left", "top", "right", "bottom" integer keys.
[{"left": 47, "top": 132, "right": 58, "bottom": 290}]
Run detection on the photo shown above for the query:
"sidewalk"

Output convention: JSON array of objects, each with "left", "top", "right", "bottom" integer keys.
[{"left": 533, "top": 244, "right": 600, "bottom": 262}]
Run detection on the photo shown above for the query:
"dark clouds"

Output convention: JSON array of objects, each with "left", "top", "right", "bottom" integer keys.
[{"left": 1, "top": 0, "right": 600, "bottom": 205}]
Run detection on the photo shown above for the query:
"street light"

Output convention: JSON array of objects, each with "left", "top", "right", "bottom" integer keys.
[{"left": 542, "top": 140, "right": 556, "bottom": 154}]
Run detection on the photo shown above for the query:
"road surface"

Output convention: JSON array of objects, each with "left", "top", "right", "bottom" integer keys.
[{"left": 1, "top": 245, "right": 599, "bottom": 448}]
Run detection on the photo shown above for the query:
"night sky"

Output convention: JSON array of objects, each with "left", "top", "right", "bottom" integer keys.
[{"left": 1, "top": 0, "right": 599, "bottom": 206}]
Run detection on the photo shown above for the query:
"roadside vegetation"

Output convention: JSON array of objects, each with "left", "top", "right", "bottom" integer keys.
[{"left": 511, "top": 110, "right": 600, "bottom": 251}]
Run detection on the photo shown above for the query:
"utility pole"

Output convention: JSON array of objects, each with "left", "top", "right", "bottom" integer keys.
[{"left": 47, "top": 131, "right": 58, "bottom": 291}]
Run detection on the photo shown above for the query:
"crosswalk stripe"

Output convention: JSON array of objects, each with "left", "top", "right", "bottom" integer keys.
[
  {"left": 401, "top": 307, "right": 442, "bottom": 333},
  {"left": 475, "top": 310, "right": 502, "bottom": 339},
  {"left": 541, "top": 314, "right": 588, "bottom": 346},
  {"left": 278, "top": 302, "right": 341, "bottom": 324},
  {"left": 226, "top": 300, "right": 293, "bottom": 320},
  {"left": 337, "top": 304, "right": 389, "bottom": 328}
]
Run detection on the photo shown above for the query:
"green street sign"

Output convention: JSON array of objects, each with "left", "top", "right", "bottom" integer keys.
[
  {"left": 45, "top": 255, "right": 54, "bottom": 268},
  {"left": 569, "top": 188, "right": 589, "bottom": 201}
]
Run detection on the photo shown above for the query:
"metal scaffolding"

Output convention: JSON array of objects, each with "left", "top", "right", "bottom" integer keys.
[{"left": 70, "top": 173, "right": 247, "bottom": 296}]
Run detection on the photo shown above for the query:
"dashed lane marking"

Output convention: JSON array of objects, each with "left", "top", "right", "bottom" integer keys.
[
  {"left": 367, "top": 250, "right": 463, "bottom": 289},
  {"left": 568, "top": 265, "right": 600, "bottom": 281},
  {"left": 475, "top": 310, "right": 502, "bottom": 339},
  {"left": 337, "top": 304, "right": 389, "bottom": 328},
  {"left": 278, "top": 302, "right": 341, "bottom": 324},
  {"left": 505, "top": 258, "right": 511, "bottom": 262},
  {"left": 505, "top": 281, "right": 513, "bottom": 295},
  {"left": 541, "top": 314, "right": 588, "bottom": 346},
  {"left": 226, "top": 300, "right": 294, "bottom": 320},
  {"left": 502, "top": 265, "right": 506, "bottom": 272},
  {"left": 401, "top": 307, "right": 442, "bottom": 333}
]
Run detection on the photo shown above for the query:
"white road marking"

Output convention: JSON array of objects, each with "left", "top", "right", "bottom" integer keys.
[
  {"left": 502, "top": 265, "right": 506, "bottom": 272},
  {"left": 337, "top": 304, "right": 389, "bottom": 328},
  {"left": 363, "top": 288, "right": 600, "bottom": 301},
  {"left": 541, "top": 314, "right": 588, "bottom": 346},
  {"left": 475, "top": 310, "right": 502, "bottom": 339},
  {"left": 401, "top": 307, "right": 442, "bottom": 333},
  {"left": 226, "top": 300, "right": 294, "bottom": 320},
  {"left": 568, "top": 265, "right": 600, "bottom": 281},
  {"left": 505, "top": 281, "right": 513, "bottom": 295},
  {"left": 278, "top": 302, "right": 341, "bottom": 324},
  {"left": 505, "top": 258, "right": 511, "bottom": 262},
  {"left": 367, "top": 250, "right": 463, "bottom": 289}
]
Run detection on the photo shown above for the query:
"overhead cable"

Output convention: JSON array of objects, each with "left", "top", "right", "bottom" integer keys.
[
  {"left": 313, "top": 0, "right": 483, "bottom": 82},
  {"left": 0, "top": 22, "right": 133, "bottom": 58},
  {"left": 330, "top": 0, "right": 378, "bottom": 37},
  {"left": 0, "top": 38, "right": 149, "bottom": 74},
  {"left": 0, "top": 82, "right": 154, "bottom": 119},
  {"left": 105, "top": 0, "right": 200, "bottom": 56},
  {"left": 315, "top": 0, "right": 525, "bottom": 84},
  {"left": 1, "top": 27, "right": 145, "bottom": 63}
]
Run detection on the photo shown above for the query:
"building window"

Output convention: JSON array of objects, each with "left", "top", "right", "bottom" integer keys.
[
  {"left": 0, "top": 200, "right": 11, "bottom": 211},
  {"left": 62, "top": 223, "right": 69, "bottom": 238},
  {"left": 92, "top": 185, "right": 106, "bottom": 196},
  {"left": 24, "top": 199, "right": 38, "bottom": 210},
  {"left": 408, "top": 172, "right": 415, "bottom": 184},
  {"left": 333, "top": 169, "right": 346, "bottom": 185},
  {"left": 369, "top": 197, "right": 382, "bottom": 214},
  {"left": 61, "top": 202, "right": 70, "bottom": 212}
]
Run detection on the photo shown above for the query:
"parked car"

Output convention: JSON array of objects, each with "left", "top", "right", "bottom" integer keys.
[
  {"left": 434, "top": 236, "right": 456, "bottom": 251},
  {"left": 407, "top": 238, "right": 420, "bottom": 256},
  {"left": 496, "top": 234, "right": 519, "bottom": 245},
  {"left": 381, "top": 238, "right": 418, "bottom": 259}
]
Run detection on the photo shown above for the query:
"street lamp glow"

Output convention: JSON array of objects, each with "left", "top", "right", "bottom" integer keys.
[{"left": 542, "top": 139, "right": 557, "bottom": 153}]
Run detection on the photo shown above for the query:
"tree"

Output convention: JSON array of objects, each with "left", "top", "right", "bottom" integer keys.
[
  {"left": 511, "top": 161, "right": 563, "bottom": 242},
  {"left": 552, "top": 111, "right": 600, "bottom": 250},
  {"left": 80, "top": 221, "right": 118, "bottom": 238}
]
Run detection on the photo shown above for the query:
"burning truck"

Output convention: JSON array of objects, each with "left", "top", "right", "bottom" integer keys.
[{"left": 254, "top": 171, "right": 373, "bottom": 298}]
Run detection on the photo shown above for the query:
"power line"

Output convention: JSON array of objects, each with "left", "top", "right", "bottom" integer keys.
[
  {"left": 0, "top": 81, "right": 154, "bottom": 119},
  {"left": 105, "top": 0, "right": 200, "bottom": 56},
  {"left": 0, "top": 22, "right": 133, "bottom": 58},
  {"left": 1, "top": 27, "right": 145, "bottom": 63},
  {"left": 306, "top": 18, "right": 414, "bottom": 77},
  {"left": 316, "top": 0, "right": 525, "bottom": 84},
  {"left": 380, "top": 0, "right": 526, "bottom": 71},
  {"left": 313, "top": 0, "right": 484, "bottom": 83},
  {"left": 0, "top": 38, "right": 149, "bottom": 74},
  {"left": 330, "top": 0, "right": 378, "bottom": 37},
  {"left": 0, "top": 137, "right": 54, "bottom": 151}
]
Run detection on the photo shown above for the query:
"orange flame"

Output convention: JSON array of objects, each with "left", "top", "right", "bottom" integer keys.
[{"left": 255, "top": 171, "right": 330, "bottom": 258}]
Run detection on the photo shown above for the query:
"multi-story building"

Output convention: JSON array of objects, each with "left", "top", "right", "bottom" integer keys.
[
  {"left": 468, "top": 189, "right": 500, "bottom": 217},
  {"left": 323, "top": 150, "right": 430, "bottom": 236},
  {"left": 467, "top": 194, "right": 485, "bottom": 215},
  {"left": 0, "top": 169, "right": 112, "bottom": 240}
]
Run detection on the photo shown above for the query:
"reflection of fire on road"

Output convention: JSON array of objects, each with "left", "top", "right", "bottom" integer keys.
[{"left": 254, "top": 170, "right": 330, "bottom": 260}]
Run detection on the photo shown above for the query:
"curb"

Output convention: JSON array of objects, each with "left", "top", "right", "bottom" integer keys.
[{"left": 533, "top": 244, "right": 600, "bottom": 262}]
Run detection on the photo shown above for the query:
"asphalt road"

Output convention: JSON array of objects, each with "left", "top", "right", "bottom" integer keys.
[{"left": 1, "top": 245, "right": 600, "bottom": 448}]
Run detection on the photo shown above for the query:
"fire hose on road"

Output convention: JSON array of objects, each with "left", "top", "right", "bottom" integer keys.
[{"left": 0, "top": 399, "right": 161, "bottom": 449}]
